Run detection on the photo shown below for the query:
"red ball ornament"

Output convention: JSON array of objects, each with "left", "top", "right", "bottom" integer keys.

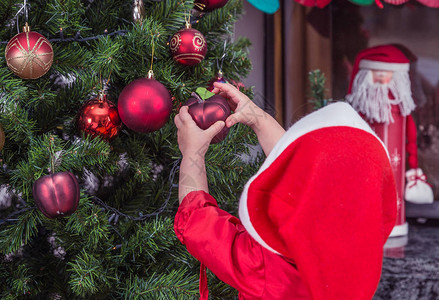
[
  {"left": 207, "top": 70, "right": 228, "bottom": 92},
  {"left": 169, "top": 24, "right": 207, "bottom": 66},
  {"left": 5, "top": 23, "right": 53, "bottom": 79},
  {"left": 77, "top": 93, "right": 122, "bottom": 140},
  {"left": 118, "top": 72, "right": 172, "bottom": 133},
  {"left": 185, "top": 92, "right": 231, "bottom": 144},
  {"left": 194, "top": 0, "right": 229, "bottom": 11},
  {"left": 33, "top": 171, "right": 80, "bottom": 219}
]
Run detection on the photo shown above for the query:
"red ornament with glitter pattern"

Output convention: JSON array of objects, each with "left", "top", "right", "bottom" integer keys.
[
  {"left": 4, "top": 23, "right": 53, "bottom": 79},
  {"left": 169, "top": 25, "right": 207, "bottom": 66}
]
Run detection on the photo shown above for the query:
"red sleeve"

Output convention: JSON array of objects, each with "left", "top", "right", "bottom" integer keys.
[
  {"left": 406, "top": 114, "right": 418, "bottom": 169},
  {"left": 174, "top": 191, "right": 266, "bottom": 298}
]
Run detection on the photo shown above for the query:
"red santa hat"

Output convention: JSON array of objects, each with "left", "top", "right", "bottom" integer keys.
[
  {"left": 346, "top": 45, "right": 415, "bottom": 124},
  {"left": 347, "top": 45, "right": 410, "bottom": 94},
  {"left": 239, "top": 102, "right": 397, "bottom": 299}
]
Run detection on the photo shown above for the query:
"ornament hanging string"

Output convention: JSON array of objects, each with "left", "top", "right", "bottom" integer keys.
[
  {"left": 48, "top": 135, "right": 59, "bottom": 174},
  {"left": 217, "top": 40, "right": 228, "bottom": 72},
  {"left": 150, "top": 36, "right": 155, "bottom": 72},
  {"left": 133, "top": 0, "right": 145, "bottom": 24},
  {"left": 98, "top": 63, "right": 114, "bottom": 93},
  {"left": 14, "top": 0, "right": 29, "bottom": 33},
  {"left": 184, "top": 9, "right": 191, "bottom": 27}
]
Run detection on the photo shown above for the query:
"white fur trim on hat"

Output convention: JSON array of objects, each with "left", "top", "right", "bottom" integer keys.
[
  {"left": 359, "top": 59, "right": 409, "bottom": 72},
  {"left": 239, "top": 102, "right": 389, "bottom": 254}
]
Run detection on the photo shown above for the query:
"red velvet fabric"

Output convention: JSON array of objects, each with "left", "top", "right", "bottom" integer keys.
[
  {"left": 246, "top": 126, "right": 397, "bottom": 300},
  {"left": 174, "top": 191, "right": 311, "bottom": 299},
  {"left": 175, "top": 123, "right": 396, "bottom": 299}
]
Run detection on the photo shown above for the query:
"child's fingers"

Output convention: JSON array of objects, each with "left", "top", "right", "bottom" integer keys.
[
  {"left": 211, "top": 87, "right": 220, "bottom": 94},
  {"left": 213, "top": 82, "right": 242, "bottom": 104},
  {"left": 225, "top": 114, "right": 239, "bottom": 128},
  {"left": 226, "top": 97, "right": 238, "bottom": 111},
  {"left": 205, "top": 120, "right": 225, "bottom": 138},
  {"left": 174, "top": 114, "right": 182, "bottom": 128},
  {"left": 178, "top": 106, "right": 194, "bottom": 124}
]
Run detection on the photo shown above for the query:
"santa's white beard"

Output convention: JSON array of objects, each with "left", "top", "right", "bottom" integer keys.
[{"left": 346, "top": 69, "right": 416, "bottom": 124}]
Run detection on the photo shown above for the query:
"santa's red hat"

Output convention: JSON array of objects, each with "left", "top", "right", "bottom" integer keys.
[
  {"left": 347, "top": 45, "right": 410, "bottom": 94},
  {"left": 239, "top": 102, "right": 397, "bottom": 299}
]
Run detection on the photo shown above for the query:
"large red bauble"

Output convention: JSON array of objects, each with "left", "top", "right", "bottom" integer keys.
[
  {"left": 32, "top": 171, "right": 80, "bottom": 219},
  {"left": 118, "top": 78, "right": 172, "bottom": 133},
  {"left": 185, "top": 94, "right": 231, "bottom": 144},
  {"left": 169, "top": 26, "right": 207, "bottom": 66},
  {"left": 194, "top": 0, "right": 229, "bottom": 11},
  {"left": 5, "top": 24, "right": 53, "bottom": 79},
  {"left": 77, "top": 94, "right": 122, "bottom": 140}
]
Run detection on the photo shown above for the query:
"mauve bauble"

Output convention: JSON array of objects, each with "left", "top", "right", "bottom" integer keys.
[
  {"left": 185, "top": 94, "right": 231, "bottom": 144},
  {"left": 33, "top": 171, "right": 80, "bottom": 219},
  {"left": 118, "top": 78, "right": 172, "bottom": 133}
]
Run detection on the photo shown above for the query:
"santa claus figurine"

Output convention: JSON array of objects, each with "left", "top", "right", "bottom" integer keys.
[{"left": 346, "top": 44, "right": 434, "bottom": 237}]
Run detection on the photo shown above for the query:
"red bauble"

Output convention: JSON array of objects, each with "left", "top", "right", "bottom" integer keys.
[
  {"left": 194, "top": 0, "right": 229, "bottom": 11},
  {"left": 169, "top": 25, "right": 207, "bottom": 66},
  {"left": 207, "top": 71, "right": 228, "bottom": 92},
  {"left": 185, "top": 93, "right": 231, "bottom": 144},
  {"left": 33, "top": 171, "right": 80, "bottom": 219},
  {"left": 118, "top": 77, "right": 172, "bottom": 133},
  {"left": 5, "top": 24, "right": 53, "bottom": 79},
  {"left": 77, "top": 94, "right": 122, "bottom": 140}
]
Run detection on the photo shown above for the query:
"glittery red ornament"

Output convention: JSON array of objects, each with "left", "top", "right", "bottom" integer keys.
[
  {"left": 194, "top": 0, "right": 229, "bottom": 11},
  {"left": 185, "top": 93, "right": 231, "bottom": 144},
  {"left": 207, "top": 71, "right": 228, "bottom": 92},
  {"left": 169, "top": 24, "right": 207, "bottom": 66},
  {"left": 118, "top": 74, "right": 172, "bottom": 133},
  {"left": 4, "top": 23, "right": 53, "bottom": 79},
  {"left": 77, "top": 94, "right": 122, "bottom": 140},
  {"left": 33, "top": 171, "right": 80, "bottom": 219}
]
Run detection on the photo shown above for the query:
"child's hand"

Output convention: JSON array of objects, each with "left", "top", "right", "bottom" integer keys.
[
  {"left": 174, "top": 106, "right": 225, "bottom": 158},
  {"left": 212, "top": 82, "right": 267, "bottom": 130}
]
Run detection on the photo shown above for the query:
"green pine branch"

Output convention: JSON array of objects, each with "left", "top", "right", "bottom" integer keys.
[
  {"left": 67, "top": 250, "right": 114, "bottom": 297},
  {"left": 119, "top": 269, "right": 199, "bottom": 300},
  {"left": 0, "top": 208, "right": 42, "bottom": 254},
  {"left": 308, "top": 69, "right": 334, "bottom": 110}
]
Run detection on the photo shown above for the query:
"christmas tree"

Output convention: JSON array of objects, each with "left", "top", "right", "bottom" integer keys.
[{"left": 0, "top": 0, "right": 263, "bottom": 298}]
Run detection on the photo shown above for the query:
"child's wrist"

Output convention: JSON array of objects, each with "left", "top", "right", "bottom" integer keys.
[
  {"left": 182, "top": 151, "right": 206, "bottom": 160},
  {"left": 250, "top": 111, "right": 269, "bottom": 132}
]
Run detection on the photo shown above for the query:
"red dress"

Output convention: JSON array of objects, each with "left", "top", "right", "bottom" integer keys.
[{"left": 174, "top": 191, "right": 311, "bottom": 299}]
